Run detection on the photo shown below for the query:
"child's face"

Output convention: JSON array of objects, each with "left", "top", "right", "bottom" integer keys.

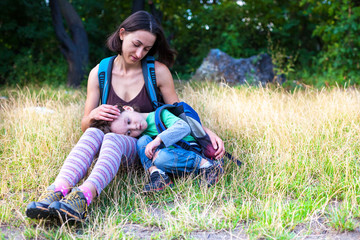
[{"left": 110, "top": 106, "right": 148, "bottom": 137}]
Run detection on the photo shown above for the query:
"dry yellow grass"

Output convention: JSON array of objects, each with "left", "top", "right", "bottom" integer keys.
[{"left": 1, "top": 83, "right": 360, "bottom": 239}]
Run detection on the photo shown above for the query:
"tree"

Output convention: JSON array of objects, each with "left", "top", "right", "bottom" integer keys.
[
  {"left": 131, "top": 0, "right": 162, "bottom": 22},
  {"left": 0, "top": 0, "right": 58, "bottom": 85},
  {"left": 49, "top": 0, "right": 89, "bottom": 87},
  {"left": 301, "top": 0, "right": 360, "bottom": 80},
  {"left": 132, "top": 0, "right": 145, "bottom": 12}
]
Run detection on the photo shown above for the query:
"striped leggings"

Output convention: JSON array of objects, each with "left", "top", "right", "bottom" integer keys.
[{"left": 55, "top": 128, "right": 138, "bottom": 195}]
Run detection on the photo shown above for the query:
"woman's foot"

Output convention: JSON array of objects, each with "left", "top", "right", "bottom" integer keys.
[
  {"left": 26, "top": 185, "right": 64, "bottom": 219},
  {"left": 48, "top": 187, "right": 88, "bottom": 222}
]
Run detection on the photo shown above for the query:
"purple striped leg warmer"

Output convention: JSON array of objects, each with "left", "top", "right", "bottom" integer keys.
[
  {"left": 55, "top": 127, "right": 104, "bottom": 187},
  {"left": 83, "top": 133, "right": 138, "bottom": 195}
]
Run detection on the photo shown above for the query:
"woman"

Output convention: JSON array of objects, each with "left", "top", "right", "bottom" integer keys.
[{"left": 26, "top": 10, "right": 225, "bottom": 222}]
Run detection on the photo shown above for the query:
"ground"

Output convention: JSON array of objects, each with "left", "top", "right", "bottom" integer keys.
[{"left": 2, "top": 223, "right": 360, "bottom": 239}]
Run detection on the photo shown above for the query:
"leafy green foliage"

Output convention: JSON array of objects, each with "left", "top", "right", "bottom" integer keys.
[
  {"left": 0, "top": 0, "right": 58, "bottom": 85},
  {"left": 299, "top": 0, "right": 360, "bottom": 85},
  {"left": 1, "top": 0, "right": 360, "bottom": 86},
  {"left": 7, "top": 51, "right": 68, "bottom": 87},
  {"left": 157, "top": 0, "right": 322, "bottom": 79},
  {"left": 160, "top": 1, "right": 270, "bottom": 76},
  {"left": 71, "top": 0, "right": 133, "bottom": 64}
]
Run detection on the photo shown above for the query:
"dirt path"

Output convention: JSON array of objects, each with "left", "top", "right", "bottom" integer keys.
[{"left": 2, "top": 223, "right": 360, "bottom": 239}]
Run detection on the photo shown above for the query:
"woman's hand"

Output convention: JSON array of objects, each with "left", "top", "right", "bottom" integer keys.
[
  {"left": 82, "top": 65, "right": 121, "bottom": 132},
  {"left": 204, "top": 127, "right": 225, "bottom": 160},
  {"left": 89, "top": 104, "right": 120, "bottom": 122},
  {"left": 145, "top": 136, "right": 162, "bottom": 159}
]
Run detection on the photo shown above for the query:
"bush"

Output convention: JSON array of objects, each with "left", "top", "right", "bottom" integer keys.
[{"left": 6, "top": 51, "right": 68, "bottom": 87}]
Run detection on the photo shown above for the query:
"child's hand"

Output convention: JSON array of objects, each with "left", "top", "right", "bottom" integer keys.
[{"left": 145, "top": 137, "right": 162, "bottom": 159}]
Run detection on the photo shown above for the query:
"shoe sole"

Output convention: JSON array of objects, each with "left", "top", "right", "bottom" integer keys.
[
  {"left": 48, "top": 203, "right": 83, "bottom": 222},
  {"left": 142, "top": 181, "right": 174, "bottom": 193},
  {"left": 26, "top": 206, "right": 51, "bottom": 219}
]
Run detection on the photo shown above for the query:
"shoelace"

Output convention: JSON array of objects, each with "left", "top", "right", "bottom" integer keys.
[
  {"left": 63, "top": 191, "right": 84, "bottom": 209},
  {"left": 62, "top": 191, "right": 88, "bottom": 218},
  {"left": 39, "top": 189, "right": 60, "bottom": 203}
]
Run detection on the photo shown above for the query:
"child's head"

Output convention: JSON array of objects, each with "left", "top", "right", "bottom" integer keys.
[{"left": 90, "top": 104, "right": 148, "bottom": 137}]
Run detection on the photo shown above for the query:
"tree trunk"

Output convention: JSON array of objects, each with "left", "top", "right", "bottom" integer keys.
[
  {"left": 149, "top": 1, "right": 163, "bottom": 23},
  {"left": 132, "top": 0, "right": 162, "bottom": 23},
  {"left": 132, "top": 0, "right": 145, "bottom": 13},
  {"left": 49, "top": 0, "right": 88, "bottom": 87}
]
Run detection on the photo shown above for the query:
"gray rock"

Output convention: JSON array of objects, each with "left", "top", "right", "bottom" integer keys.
[{"left": 192, "top": 49, "right": 285, "bottom": 85}]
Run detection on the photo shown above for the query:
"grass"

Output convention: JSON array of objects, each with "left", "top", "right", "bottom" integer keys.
[{"left": 1, "top": 82, "right": 360, "bottom": 239}]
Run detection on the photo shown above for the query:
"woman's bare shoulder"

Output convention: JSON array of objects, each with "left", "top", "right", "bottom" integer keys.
[
  {"left": 154, "top": 61, "right": 172, "bottom": 84},
  {"left": 154, "top": 61, "right": 170, "bottom": 75},
  {"left": 87, "top": 64, "right": 100, "bottom": 89},
  {"left": 89, "top": 64, "right": 100, "bottom": 76},
  {"left": 154, "top": 60, "right": 179, "bottom": 103}
]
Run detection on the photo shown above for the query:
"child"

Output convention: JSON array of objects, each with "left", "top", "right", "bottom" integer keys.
[{"left": 91, "top": 104, "right": 223, "bottom": 192}]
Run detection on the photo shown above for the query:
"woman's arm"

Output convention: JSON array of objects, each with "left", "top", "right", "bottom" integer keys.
[
  {"left": 81, "top": 65, "right": 120, "bottom": 132},
  {"left": 155, "top": 61, "right": 180, "bottom": 105}
]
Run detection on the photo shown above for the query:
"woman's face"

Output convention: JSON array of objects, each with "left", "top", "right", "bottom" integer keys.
[{"left": 120, "top": 29, "right": 156, "bottom": 63}]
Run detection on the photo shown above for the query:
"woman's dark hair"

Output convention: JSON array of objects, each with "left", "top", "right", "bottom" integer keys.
[
  {"left": 107, "top": 10, "right": 177, "bottom": 67},
  {"left": 90, "top": 104, "right": 126, "bottom": 134}
]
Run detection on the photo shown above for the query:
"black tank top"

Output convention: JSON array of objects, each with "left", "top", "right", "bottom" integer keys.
[{"left": 107, "top": 83, "right": 154, "bottom": 113}]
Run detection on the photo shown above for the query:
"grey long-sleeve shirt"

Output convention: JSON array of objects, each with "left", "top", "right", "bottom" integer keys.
[{"left": 158, "top": 119, "right": 191, "bottom": 147}]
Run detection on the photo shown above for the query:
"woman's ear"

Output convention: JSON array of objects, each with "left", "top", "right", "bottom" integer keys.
[
  {"left": 123, "top": 105, "right": 134, "bottom": 111},
  {"left": 119, "top": 28, "right": 126, "bottom": 40}
]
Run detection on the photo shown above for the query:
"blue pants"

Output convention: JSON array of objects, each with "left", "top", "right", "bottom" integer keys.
[{"left": 136, "top": 135, "right": 202, "bottom": 176}]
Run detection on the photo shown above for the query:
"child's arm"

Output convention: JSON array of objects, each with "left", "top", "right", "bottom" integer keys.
[{"left": 145, "top": 119, "right": 191, "bottom": 159}]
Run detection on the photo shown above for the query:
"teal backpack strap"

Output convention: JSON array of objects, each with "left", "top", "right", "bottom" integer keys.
[
  {"left": 98, "top": 55, "right": 116, "bottom": 104},
  {"left": 142, "top": 55, "right": 162, "bottom": 109}
]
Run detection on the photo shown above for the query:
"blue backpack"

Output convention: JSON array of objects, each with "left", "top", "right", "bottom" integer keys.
[
  {"left": 155, "top": 102, "right": 242, "bottom": 166},
  {"left": 97, "top": 55, "right": 241, "bottom": 166}
]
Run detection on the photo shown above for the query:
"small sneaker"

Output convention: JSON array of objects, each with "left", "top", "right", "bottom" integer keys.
[
  {"left": 26, "top": 185, "right": 64, "bottom": 219},
  {"left": 143, "top": 171, "right": 173, "bottom": 193},
  {"left": 202, "top": 161, "right": 224, "bottom": 187},
  {"left": 48, "top": 187, "right": 88, "bottom": 222}
]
